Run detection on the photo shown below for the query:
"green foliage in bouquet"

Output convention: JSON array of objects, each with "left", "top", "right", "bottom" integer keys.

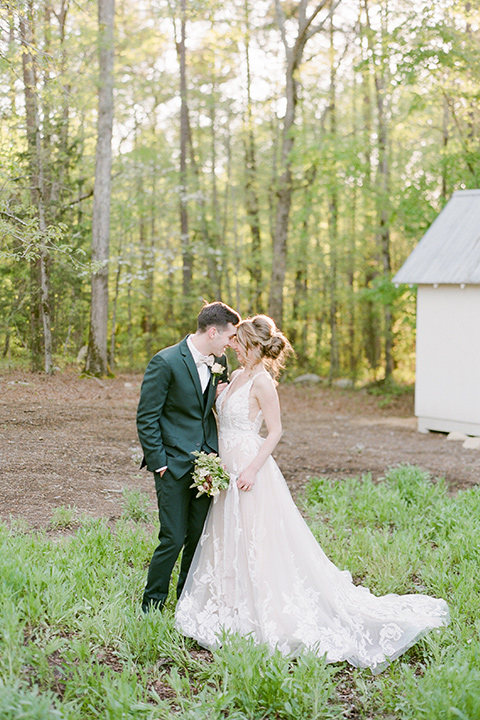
[{"left": 190, "top": 451, "right": 231, "bottom": 497}]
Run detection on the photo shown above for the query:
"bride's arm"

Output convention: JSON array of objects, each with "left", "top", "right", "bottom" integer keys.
[{"left": 236, "top": 374, "right": 282, "bottom": 492}]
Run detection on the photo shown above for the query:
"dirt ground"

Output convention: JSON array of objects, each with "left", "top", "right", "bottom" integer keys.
[{"left": 0, "top": 369, "right": 478, "bottom": 529}]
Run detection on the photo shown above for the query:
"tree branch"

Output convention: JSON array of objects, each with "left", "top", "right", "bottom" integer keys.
[
  {"left": 302, "top": 0, "right": 343, "bottom": 45},
  {"left": 0, "top": 210, "right": 28, "bottom": 227},
  {"left": 274, "top": 0, "right": 288, "bottom": 50},
  {"left": 65, "top": 188, "right": 94, "bottom": 207}
]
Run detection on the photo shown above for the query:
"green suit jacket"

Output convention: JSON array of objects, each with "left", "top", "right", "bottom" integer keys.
[{"left": 136, "top": 336, "right": 228, "bottom": 479}]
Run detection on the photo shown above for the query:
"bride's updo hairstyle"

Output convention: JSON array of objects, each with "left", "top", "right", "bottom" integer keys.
[{"left": 236, "top": 315, "right": 293, "bottom": 378}]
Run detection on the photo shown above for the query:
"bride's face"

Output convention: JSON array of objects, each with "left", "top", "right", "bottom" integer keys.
[{"left": 230, "top": 336, "right": 249, "bottom": 365}]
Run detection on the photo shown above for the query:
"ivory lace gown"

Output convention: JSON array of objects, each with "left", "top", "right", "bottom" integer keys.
[{"left": 175, "top": 371, "right": 449, "bottom": 673}]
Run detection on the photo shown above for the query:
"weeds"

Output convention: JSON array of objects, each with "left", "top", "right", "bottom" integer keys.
[
  {"left": 0, "top": 464, "right": 478, "bottom": 718},
  {"left": 49, "top": 505, "right": 78, "bottom": 530},
  {"left": 121, "top": 488, "right": 153, "bottom": 523},
  {"left": 364, "top": 379, "right": 414, "bottom": 408}
]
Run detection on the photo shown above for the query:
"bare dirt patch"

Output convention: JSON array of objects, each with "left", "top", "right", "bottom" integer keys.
[{"left": 0, "top": 369, "right": 478, "bottom": 529}]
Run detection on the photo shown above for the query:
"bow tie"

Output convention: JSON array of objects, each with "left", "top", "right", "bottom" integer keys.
[{"left": 196, "top": 354, "right": 214, "bottom": 368}]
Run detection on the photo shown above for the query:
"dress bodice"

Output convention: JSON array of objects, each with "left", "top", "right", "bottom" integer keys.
[{"left": 216, "top": 373, "right": 264, "bottom": 440}]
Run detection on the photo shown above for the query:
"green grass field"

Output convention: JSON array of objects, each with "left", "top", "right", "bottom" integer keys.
[{"left": 1, "top": 465, "right": 479, "bottom": 719}]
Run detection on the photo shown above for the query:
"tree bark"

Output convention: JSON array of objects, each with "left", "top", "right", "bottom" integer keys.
[
  {"left": 86, "top": 0, "right": 115, "bottom": 376},
  {"left": 222, "top": 120, "right": 234, "bottom": 308},
  {"left": 290, "top": 191, "right": 312, "bottom": 366},
  {"left": 244, "top": 0, "right": 262, "bottom": 313},
  {"left": 20, "top": 5, "right": 53, "bottom": 374},
  {"left": 327, "top": 12, "right": 339, "bottom": 380},
  {"left": 363, "top": 0, "right": 393, "bottom": 381},
  {"left": 269, "top": 0, "right": 334, "bottom": 325},
  {"left": 348, "top": 72, "right": 359, "bottom": 382},
  {"left": 176, "top": 0, "right": 193, "bottom": 317},
  {"left": 441, "top": 95, "right": 449, "bottom": 203},
  {"left": 109, "top": 245, "right": 123, "bottom": 369},
  {"left": 206, "top": 93, "right": 222, "bottom": 299}
]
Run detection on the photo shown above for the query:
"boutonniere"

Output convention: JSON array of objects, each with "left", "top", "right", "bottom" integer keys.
[{"left": 210, "top": 362, "right": 224, "bottom": 385}]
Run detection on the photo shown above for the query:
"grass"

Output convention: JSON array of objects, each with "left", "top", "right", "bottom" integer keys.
[
  {"left": 363, "top": 378, "right": 414, "bottom": 409},
  {"left": 49, "top": 506, "right": 78, "bottom": 530},
  {"left": 0, "top": 464, "right": 479, "bottom": 718},
  {"left": 121, "top": 488, "right": 153, "bottom": 523}
]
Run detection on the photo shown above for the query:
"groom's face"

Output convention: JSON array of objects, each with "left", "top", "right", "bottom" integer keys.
[{"left": 207, "top": 323, "right": 237, "bottom": 356}]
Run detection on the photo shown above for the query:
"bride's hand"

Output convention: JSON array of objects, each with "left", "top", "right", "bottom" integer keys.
[{"left": 237, "top": 468, "right": 256, "bottom": 492}]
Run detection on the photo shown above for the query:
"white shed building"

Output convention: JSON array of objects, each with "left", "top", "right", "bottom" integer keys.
[{"left": 393, "top": 189, "right": 480, "bottom": 437}]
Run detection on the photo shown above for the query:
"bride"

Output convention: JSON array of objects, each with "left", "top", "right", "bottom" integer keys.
[{"left": 175, "top": 315, "right": 449, "bottom": 674}]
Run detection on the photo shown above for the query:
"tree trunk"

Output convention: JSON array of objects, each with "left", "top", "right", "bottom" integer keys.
[
  {"left": 290, "top": 159, "right": 316, "bottom": 364},
  {"left": 244, "top": 0, "right": 262, "bottom": 313},
  {"left": 268, "top": 58, "right": 295, "bottom": 325},
  {"left": 359, "top": 11, "right": 379, "bottom": 374},
  {"left": 375, "top": 72, "right": 393, "bottom": 380},
  {"left": 348, "top": 72, "right": 359, "bottom": 382},
  {"left": 270, "top": 0, "right": 331, "bottom": 326},
  {"left": 86, "top": 0, "right": 115, "bottom": 376},
  {"left": 327, "top": 13, "right": 339, "bottom": 380},
  {"left": 147, "top": 165, "right": 158, "bottom": 351},
  {"left": 177, "top": 0, "right": 193, "bottom": 319},
  {"left": 222, "top": 121, "right": 234, "bottom": 308},
  {"left": 28, "top": 261, "right": 43, "bottom": 371},
  {"left": 291, "top": 242, "right": 309, "bottom": 366},
  {"left": 50, "top": 0, "right": 71, "bottom": 212},
  {"left": 206, "top": 93, "right": 222, "bottom": 299},
  {"left": 328, "top": 190, "right": 339, "bottom": 380},
  {"left": 109, "top": 248, "right": 122, "bottom": 369},
  {"left": 441, "top": 95, "right": 449, "bottom": 203},
  {"left": 364, "top": 0, "right": 393, "bottom": 381},
  {"left": 20, "top": 6, "right": 53, "bottom": 374},
  {"left": 7, "top": 8, "right": 17, "bottom": 114}
]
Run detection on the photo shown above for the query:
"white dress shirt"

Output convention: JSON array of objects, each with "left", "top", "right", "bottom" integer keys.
[{"left": 187, "top": 334, "right": 213, "bottom": 392}]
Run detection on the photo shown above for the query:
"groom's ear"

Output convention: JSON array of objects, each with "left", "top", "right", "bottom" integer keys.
[{"left": 206, "top": 326, "right": 217, "bottom": 339}]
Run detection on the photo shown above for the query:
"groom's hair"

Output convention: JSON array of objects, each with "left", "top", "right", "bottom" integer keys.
[{"left": 197, "top": 302, "right": 240, "bottom": 332}]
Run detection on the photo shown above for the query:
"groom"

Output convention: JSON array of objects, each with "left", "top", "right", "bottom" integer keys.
[{"left": 137, "top": 301, "right": 240, "bottom": 612}]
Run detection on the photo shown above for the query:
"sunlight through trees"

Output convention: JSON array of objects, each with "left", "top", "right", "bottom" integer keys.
[{"left": 1, "top": 0, "right": 479, "bottom": 377}]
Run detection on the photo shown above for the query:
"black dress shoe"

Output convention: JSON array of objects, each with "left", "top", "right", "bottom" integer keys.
[{"left": 141, "top": 599, "right": 164, "bottom": 614}]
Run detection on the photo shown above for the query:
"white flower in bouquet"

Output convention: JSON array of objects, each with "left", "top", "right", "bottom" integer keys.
[{"left": 191, "top": 451, "right": 230, "bottom": 497}]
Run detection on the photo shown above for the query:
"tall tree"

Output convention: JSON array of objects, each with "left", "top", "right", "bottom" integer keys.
[
  {"left": 327, "top": 11, "right": 339, "bottom": 380},
  {"left": 363, "top": 0, "right": 393, "bottom": 380},
  {"left": 19, "top": 2, "right": 52, "bottom": 373},
  {"left": 243, "top": 0, "right": 263, "bottom": 313},
  {"left": 86, "top": 0, "right": 115, "bottom": 376},
  {"left": 173, "top": 0, "right": 193, "bottom": 327},
  {"left": 269, "top": 0, "right": 340, "bottom": 325}
]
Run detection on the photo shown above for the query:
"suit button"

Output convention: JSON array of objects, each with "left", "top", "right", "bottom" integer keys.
[{"left": 196, "top": 443, "right": 200, "bottom": 447}]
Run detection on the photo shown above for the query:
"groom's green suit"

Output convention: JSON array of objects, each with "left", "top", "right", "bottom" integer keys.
[{"left": 137, "top": 336, "right": 228, "bottom": 611}]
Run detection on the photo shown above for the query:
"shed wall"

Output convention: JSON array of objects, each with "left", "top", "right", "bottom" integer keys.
[{"left": 415, "top": 285, "right": 480, "bottom": 436}]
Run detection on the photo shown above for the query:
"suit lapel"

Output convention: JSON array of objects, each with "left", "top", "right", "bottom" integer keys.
[
  {"left": 204, "top": 371, "right": 217, "bottom": 417},
  {"left": 179, "top": 337, "right": 204, "bottom": 407}
]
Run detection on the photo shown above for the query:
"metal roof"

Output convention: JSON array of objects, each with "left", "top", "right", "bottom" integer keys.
[{"left": 393, "top": 189, "right": 480, "bottom": 285}]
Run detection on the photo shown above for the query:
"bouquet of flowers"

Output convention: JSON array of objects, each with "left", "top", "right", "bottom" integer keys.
[{"left": 190, "top": 450, "right": 230, "bottom": 497}]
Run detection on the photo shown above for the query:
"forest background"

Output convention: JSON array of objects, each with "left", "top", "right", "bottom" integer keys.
[{"left": 1, "top": 0, "right": 479, "bottom": 381}]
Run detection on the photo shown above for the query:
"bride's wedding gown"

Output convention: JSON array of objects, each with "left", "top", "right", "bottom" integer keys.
[{"left": 175, "top": 371, "right": 449, "bottom": 673}]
